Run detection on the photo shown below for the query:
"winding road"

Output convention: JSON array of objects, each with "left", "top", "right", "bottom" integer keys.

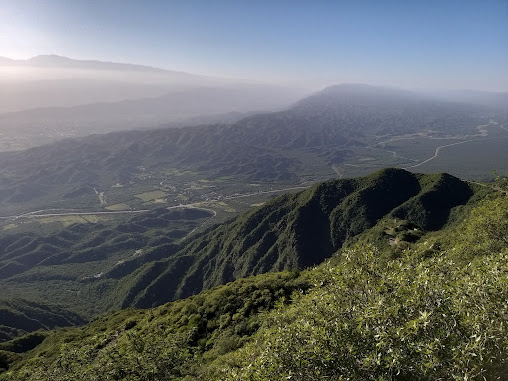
[
  {"left": 0, "top": 209, "right": 149, "bottom": 220},
  {"left": 178, "top": 206, "right": 217, "bottom": 242},
  {"left": 402, "top": 120, "right": 508, "bottom": 170},
  {"left": 499, "top": 121, "right": 508, "bottom": 132},
  {"left": 0, "top": 184, "right": 311, "bottom": 221},
  {"left": 402, "top": 138, "right": 489, "bottom": 169}
]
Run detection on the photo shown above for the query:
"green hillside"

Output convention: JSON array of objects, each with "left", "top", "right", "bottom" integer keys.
[
  {"left": 0, "top": 187, "right": 505, "bottom": 380},
  {"left": 0, "top": 300, "right": 84, "bottom": 343},
  {"left": 125, "top": 168, "right": 485, "bottom": 308},
  {"left": 0, "top": 208, "right": 212, "bottom": 330}
]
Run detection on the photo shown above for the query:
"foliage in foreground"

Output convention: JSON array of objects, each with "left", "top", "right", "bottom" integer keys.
[
  {"left": 220, "top": 197, "right": 508, "bottom": 380},
  {"left": 1, "top": 271, "right": 310, "bottom": 380},
  {"left": 221, "top": 246, "right": 507, "bottom": 380},
  {"left": 1, "top": 196, "right": 506, "bottom": 380}
]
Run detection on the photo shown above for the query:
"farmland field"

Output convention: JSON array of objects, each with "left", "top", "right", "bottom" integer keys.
[{"left": 134, "top": 190, "right": 168, "bottom": 202}]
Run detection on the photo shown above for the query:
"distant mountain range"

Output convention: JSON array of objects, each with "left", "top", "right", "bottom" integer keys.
[
  {"left": 0, "top": 55, "right": 307, "bottom": 134},
  {"left": 0, "top": 84, "right": 302, "bottom": 138},
  {"left": 425, "top": 88, "right": 508, "bottom": 109},
  {"left": 0, "top": 54, "right": 202, "bottom": 76},
  {"left": 0, "top": 83, "right": 499, "bottom": 209},
  {"left": 2, "top": 56, "right": 506, "bottom": 155}
]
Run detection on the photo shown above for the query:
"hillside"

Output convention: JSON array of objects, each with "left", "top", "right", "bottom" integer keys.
[
  {"left": 0, "top": 207, "right": 213, "bottom": 331},
  {"left": 0, "top": 186, "right": 505, "bottom": 380},
  {"left": 122, "top": 168, "right": 485, "bottom": 308},
  {"left": 0, "top": 300, "right": 85, "bottom": 343}
]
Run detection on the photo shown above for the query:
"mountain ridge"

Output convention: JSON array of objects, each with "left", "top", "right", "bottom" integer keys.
[{"left": 120, "top": 168, "right": 484, "bottom": 308}]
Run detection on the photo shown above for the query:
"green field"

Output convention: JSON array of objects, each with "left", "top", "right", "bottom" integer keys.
[
  {"left": 105, "top": 203, "right": 131, "bottom": 211},
  {"left": 134, "top": 190, "right": 168, "bottom": 202}
]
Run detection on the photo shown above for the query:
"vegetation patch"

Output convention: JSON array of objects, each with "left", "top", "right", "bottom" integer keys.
[
  {"left": 134, "top": 190, "right": 168, "bottom": 202},
  {"left": 105, "top": 203, "right": 131, "bottom": 211},
  {"left": 36, "top": 215, "right": 102, "bottom": 226}
]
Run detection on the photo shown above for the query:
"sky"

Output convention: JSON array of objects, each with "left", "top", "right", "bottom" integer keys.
[{"left": 0, "top": 0, "right": 507, "bottom": 90}]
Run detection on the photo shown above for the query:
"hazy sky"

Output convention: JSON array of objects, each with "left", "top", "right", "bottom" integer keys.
[{"left": 1, "top": 0, "right": 507, "bottom": 90}]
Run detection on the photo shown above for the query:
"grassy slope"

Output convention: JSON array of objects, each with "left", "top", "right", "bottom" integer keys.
[
  {"left": 221, "top": 198, "right": 508, "bottom": 380},
  {"left": 0, "top": 191, "right": 506, "bottom": 380}
]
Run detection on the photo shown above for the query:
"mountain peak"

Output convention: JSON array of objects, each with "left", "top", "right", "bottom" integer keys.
[
  {"left": 25, "top": 55, "right": 170, "bottom": 73},
  {"left": 27, "top": 54, "right": 74, "bottom": 64},
  {"left": 0, "top": 54, "right": 183, "bottom": 75}
]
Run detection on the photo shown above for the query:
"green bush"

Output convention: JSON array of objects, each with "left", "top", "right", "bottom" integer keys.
[{"left": 221, "top": 239, "right": 507, "bottom": 379}]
